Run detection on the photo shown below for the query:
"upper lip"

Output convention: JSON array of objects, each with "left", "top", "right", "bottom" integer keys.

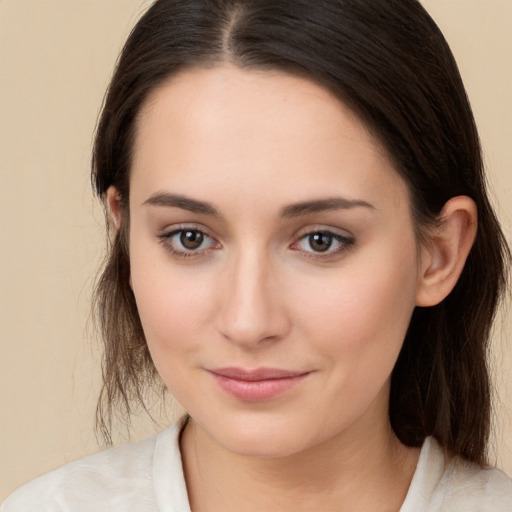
[{"left": 208, "top": 367, "right": 310, "bottom": 381}]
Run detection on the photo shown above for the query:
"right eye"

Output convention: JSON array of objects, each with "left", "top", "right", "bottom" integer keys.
[{"left": 158, "top": 228, "right": 220, "bottom": 258}]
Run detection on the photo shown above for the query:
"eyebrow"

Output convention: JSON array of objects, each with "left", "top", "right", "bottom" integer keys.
[
  {"left": 143, "top": 192, "right": 220, "bottom": 217},
  {"left": 280, "top": 197, "right": 375, "bottom": 218},
  {"left": 143, "top": 192, "right": 374, "bottom": 218}
]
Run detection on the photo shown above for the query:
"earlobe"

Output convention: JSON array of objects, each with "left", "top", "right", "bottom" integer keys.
[
  {"left": 105, "top": 186, "right": 123, "bottom": 230},
  {"left": 415, "top": 196, "right": 477, "bottom": 307}
]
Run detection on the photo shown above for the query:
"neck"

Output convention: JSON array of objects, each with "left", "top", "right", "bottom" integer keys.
[{"left": 180, "top": 408, "right": 419, "bottom": 512}]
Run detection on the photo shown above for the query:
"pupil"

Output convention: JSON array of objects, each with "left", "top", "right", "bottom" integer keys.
[
  {"left": 309, "top": 233, "right": 332, "bottom": 252},
  {"left": 180, "top": 230, "right": 204, "bottom": 250}
]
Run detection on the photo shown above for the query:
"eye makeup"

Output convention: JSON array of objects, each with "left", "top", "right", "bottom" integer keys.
[
  {"left": 156, "top": 223, "right": 356, "bottom": 264},
  {"left": 290, "top": 229, "right": 356, "bottom": 262},
  {"left": 157, "top": 225, "right": 221, "bottom": 260}
]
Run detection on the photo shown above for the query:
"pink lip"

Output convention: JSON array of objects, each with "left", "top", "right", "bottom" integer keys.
[{"left": 208, "top": 367, "right": 310, "bottom": 402}]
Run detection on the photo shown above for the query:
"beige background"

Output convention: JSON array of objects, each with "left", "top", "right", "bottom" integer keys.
[{"left": 0, "top": 0, "right": 511, "bottom": 501}]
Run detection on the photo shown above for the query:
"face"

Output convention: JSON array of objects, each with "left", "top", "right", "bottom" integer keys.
[{"left": 125, "top": 66, "right": 425, "bottom": 458}]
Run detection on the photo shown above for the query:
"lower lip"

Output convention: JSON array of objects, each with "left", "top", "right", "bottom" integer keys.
[{"left": 210, "top": 373, "right": 309, "bottom": 402}]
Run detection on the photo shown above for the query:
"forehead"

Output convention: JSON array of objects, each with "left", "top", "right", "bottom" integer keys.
[
  {"left": 135, "top": 65, "right": 377, "bottom": 154},
  {"left": 130, "top": 65, "right": 407, "bottom": 215}
]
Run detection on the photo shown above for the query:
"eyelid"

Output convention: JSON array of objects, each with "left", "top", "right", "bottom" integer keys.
[
  {"left": 289, "top": 225, "right": 356, "bottom": 260},
  {"left": 291, "top": 224, "right": 354, "bottom": 242},
  {"left": 157, "top": 222, "right": 213, "bottom": 237},
  {"left": 157, "top": 224, "right": 221, "bottom": 258},
  {"left": 155, "top": 223, "right": 355, "bottom": 261}
]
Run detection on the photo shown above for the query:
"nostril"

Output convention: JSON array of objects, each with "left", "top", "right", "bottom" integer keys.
[
  {"left": 215, "top": 256, "right": 291, "bottom": 346},
  {"left": 216, "top": 297, "right": 290, "bottom": 347}
]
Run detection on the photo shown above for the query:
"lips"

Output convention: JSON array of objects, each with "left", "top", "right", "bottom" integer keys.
[{"left": 208, "top": 367, "right": 310, "bottom": 402}]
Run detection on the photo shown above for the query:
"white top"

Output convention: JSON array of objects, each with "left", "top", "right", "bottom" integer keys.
[{"left": 3, "top": 417, "right": 512, "bottom": 511}]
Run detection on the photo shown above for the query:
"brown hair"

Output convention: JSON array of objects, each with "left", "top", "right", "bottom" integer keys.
[{"left": 92, "top": 0, "right": 510, "bottom": 463}]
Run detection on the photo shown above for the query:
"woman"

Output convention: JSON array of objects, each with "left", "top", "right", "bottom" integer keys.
[{"left": 3, "top": 0, "right": 511, "bottom": 510}]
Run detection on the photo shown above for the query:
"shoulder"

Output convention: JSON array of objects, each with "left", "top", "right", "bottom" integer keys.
[
  {"left": 439, "top": 450, "right": 512, "bottom": 510},
  {"left": 403, "top": 436, "right": 512, "bottom": 512},
  {"left": 1, "top": 422, "right": 183, "bottom": 512}
]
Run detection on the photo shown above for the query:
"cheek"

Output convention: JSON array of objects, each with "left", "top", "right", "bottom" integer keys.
[
  {"left": 130, "top": 268, "right": 218, "bottom": 404},
  {"left": 292, "top": 240, "right": 419, "bottom": 372},
  {"left": 129, "top": 241, "right": 217, "bottom": 367}
]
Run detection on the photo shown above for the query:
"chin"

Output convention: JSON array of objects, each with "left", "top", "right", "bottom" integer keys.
[
  {"left": 191, "top": 409, "right": 331, "bottom": 460},
  {"left": 220, "top": 430, "right": 311, "bottom": 459}
]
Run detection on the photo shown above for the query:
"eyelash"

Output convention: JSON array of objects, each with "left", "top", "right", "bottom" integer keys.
[
  {"left": 291, "top": 230, "right": 355, "bottom": 261},
  {"left": 157, "top": 226, "right": 219, "bottom": 259},
  {"left": 157, "top": 226, "right": 355, "bottom": 261}
]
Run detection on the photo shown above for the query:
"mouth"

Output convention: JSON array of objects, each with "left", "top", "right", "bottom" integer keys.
[{"left": 207, "top": 367, "right": 311, "bottom": 402}]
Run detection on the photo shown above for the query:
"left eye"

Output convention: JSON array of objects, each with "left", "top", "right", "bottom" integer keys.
[{"left": 294, "top": 231, "right": 352, "bottom": 254}]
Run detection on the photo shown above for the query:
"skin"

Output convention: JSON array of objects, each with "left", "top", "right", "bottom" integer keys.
[{"left": 108, "top": 65, "right": 477, "bottom": 511}]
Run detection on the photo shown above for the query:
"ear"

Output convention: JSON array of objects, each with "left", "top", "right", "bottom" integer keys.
[
  {"left": 105, "top": 186, "right": 123, "bottom": 230},
  {"left": 415, "top": 196, "right": 477, "bottom": 307},
  {"left": 105, "top": 186, "right": 133, "bottom": 289}
]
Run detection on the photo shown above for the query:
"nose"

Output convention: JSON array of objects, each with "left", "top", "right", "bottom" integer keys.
[{"left": 215, "top": 250, "right": 291, "bottom": 348}]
